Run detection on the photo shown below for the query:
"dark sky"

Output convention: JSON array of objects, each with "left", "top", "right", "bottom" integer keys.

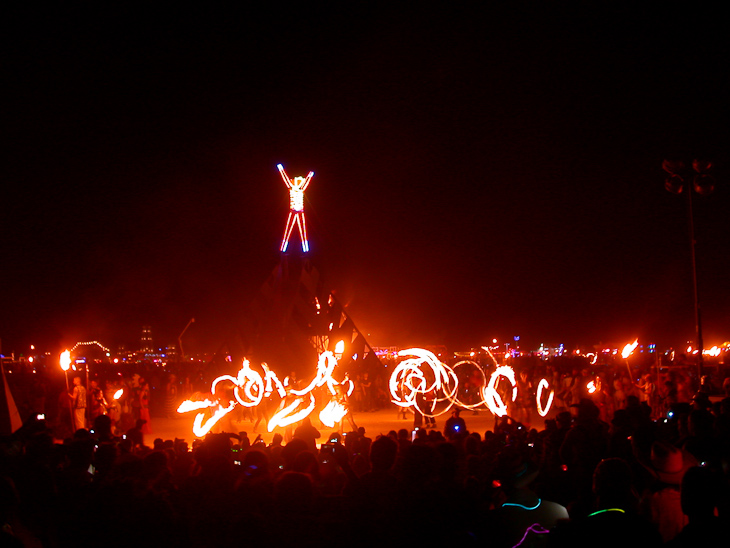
[{"left": 3, "top": 4, "right": 729, "bottom": 356}]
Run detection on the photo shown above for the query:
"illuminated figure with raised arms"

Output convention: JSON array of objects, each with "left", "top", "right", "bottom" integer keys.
[{"left": 278, "top": 163, "right": 314, "bottom": 253}]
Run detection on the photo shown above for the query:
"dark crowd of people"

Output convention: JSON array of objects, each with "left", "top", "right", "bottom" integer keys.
[{"left": 2, "top": 369, "right": 729, "bottom": 547}]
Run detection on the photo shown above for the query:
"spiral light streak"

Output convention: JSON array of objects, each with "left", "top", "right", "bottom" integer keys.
[
  {"left": 483, "top": 365, "right": 517, "bottom": 417},
  {"left": 319, "top": 400, "right": 348, "bottom": 428},
  {"left": 451, "top": 360, "right": 489, "bottom": 410},
  {"left": 536, "top": 379, "right": 554, "bottom": 417},
  {"left": 268, "top": 393, "right": 316, "bottom": 431},
  {"left": 262, "top": 363, "right": 286, "bottom": 398},
  {"left": 292, "top": 351, "right": 338, "bottom": 396},
  {"left": 389, "top": 348, "right": 459, "bottom": 417},
  {"left": 192, "top": 400, "right": 237, "bottom": 438},
  {"left": 177, "top": 399, "right": 216, "bottom": 413}
]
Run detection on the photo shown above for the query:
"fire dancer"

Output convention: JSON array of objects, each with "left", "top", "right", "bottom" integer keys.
[
  {"left": 70, "top": 376, "right": 87, "bottom": 431},
  {"left": 88, "top": 379, "right": 108, "bottom": 423},
  {"left": 334, "top": 382, "right": 358, "bottom": 432}
]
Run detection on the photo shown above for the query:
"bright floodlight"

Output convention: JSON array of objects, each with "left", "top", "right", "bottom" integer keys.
[
  {"left": 60, "top": 350, "right": 71, "bottom": 371},
  {"left": 278, "top": 164, "right": 314, "bottom": 253}
]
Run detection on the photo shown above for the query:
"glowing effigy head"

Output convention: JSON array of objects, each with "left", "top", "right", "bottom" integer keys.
[{"left": 291, "top": 176, "right": 308, "bottom": 190}]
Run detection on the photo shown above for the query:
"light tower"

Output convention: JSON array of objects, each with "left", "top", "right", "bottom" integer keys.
[
  {"left": 278, "top": 163, "right": 314, "bottom": 253},
  {"left": 663, "top": 158, "right": 716, "bottom": 380}
]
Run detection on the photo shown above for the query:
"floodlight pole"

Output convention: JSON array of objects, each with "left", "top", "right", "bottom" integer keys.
[
  {"left": 664, "top": 159, "right": 714, "bottom": 383},
  {"left": 684, "top": 185, "right": 704, "bottom": 380}
]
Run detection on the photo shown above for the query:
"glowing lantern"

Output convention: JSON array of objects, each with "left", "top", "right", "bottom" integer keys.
[
  {"left": 278, "top": 164, "right": 314, "bottom": 253},
  {"left": 113, "top": 388, "right": 124, "bottom": 400}
]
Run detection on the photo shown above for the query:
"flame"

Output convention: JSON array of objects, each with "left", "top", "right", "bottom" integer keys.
[
  {"left": 262, "top": 363, "right": 286, "bottom": 398},
  {"left": 176, "top": 351, "right": 354, "bottom": 438},
  {"left": 177, "top": 399, "right": 216, "bottom": 413},
  {"left": 483, "top": 365, "right": 516, "bottom": 417},
  {"left": 319, "top": 400, "right": 347, "bottom": 428},
  {"left": 60, "top": 350, "right": 71, "bottom": 372},
  {"left": 267, "top": 393, "right": 316, "bottom": 431},
  {"left": 704, "top": 346, "right": 721, "bottom": 357},
  {"left": 334, "top": 340, "right": 345, "bottom": 355},
  {"left": 113, "top": 388, "right": 124, "bottom": 400},
  {"left": 192, "top": 400, "right": 237, "bottom": 437},
  {"left": 587, "top": 380, "right": 596, "bottom": 394},
  {"left": 621, "top": 339, "right": 639, "bottom": 359},
  {"left": 389, "top": 348, "right": 458, "bottom": 417}
]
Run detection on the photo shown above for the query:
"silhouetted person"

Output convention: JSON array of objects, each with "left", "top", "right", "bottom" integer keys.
[
  {"left": 549, "top": 458, "right": 661, "bottom": 548},
  {"left": 667, "top": 466, "right": 725, "bottom": 547},
  {"left": 444, "top": 408, "right": 467, "bottom": 440}
]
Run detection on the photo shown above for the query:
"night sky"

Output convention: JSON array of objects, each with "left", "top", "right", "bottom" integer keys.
[{"left": 3, "top": 4, "right": 729, "bottom": 356}]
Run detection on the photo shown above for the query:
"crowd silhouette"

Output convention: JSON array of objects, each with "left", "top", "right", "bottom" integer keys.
[{"left": 2, "top": 371, "right": 729, "bottom": 547}]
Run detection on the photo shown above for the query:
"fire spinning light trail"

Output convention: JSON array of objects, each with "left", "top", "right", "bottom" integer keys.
[
  {"left": 268, "top": 394, "right": 316, "bottom": 431},
  {"left": 388, "top": 349, "right": 556, "bottom": 418},
  {"left": 389, "top": 348, "right": 459, "bottom": 417},
  {"left": 536, "top": 378, "right": 554, "bottom": 417},
  {"left": 483, "top": 365, "right": 517, "bottom": 417},
  {"left": 192, "top": 400, "right": 237, "bottom": 438},
  {"left": 278, "top": 163, "right": 314, "bottom": 253},
  {"left": 177, "top": 351, "right": 352, "bottom": 437}
]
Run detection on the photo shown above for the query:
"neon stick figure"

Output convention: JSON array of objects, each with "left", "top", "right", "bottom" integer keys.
[{"left": 278, "top": 163, "right": 314, "bottom": 253}]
